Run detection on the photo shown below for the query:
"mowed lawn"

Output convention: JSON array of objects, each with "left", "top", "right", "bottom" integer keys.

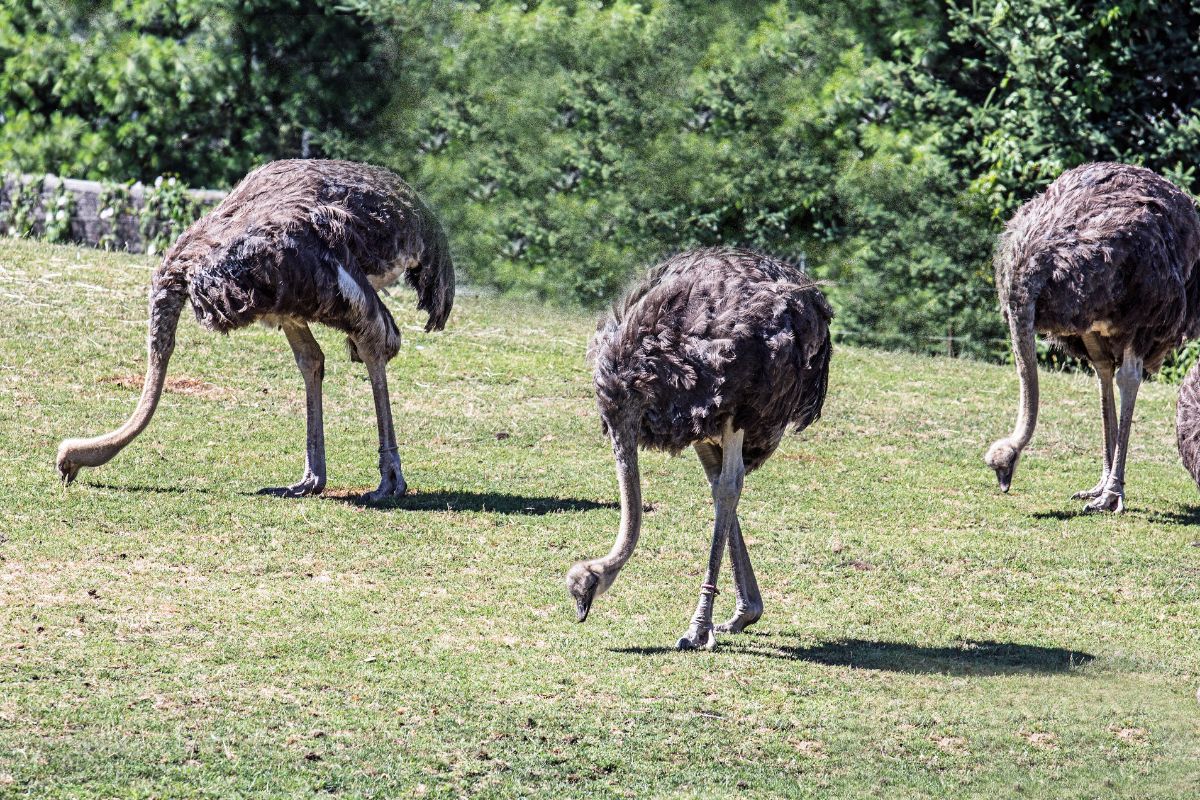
[{"left": 0, "top": 238, "right": 1198, "bottom": 799}]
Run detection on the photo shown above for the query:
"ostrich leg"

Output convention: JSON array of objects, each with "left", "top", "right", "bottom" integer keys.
[
  {"left": 716, "top": 518, "right": 762, "bottom": 634},
  {"left": 259, "top": 322, "right": 327, "bottom": 497},
  {"left": 695, "top": 441, "right": 762, "bottom": 634},
  {"left": 1086, "top": 346, "right": 1142, "bottom": 513},
  {"left": 677, "top": 420, "right": 745, "bottom": 651},
  {"left": 361, "top": 348, "right": 407, "bottom": 502},
  {"left": 1073, "top": 333, "right": 1117, "bottom": 499}
]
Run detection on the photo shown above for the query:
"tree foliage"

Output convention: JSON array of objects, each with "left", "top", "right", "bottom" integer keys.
[
  {"left": 850, "top": 0, "right": 1200, "bottom": 358},
  {"left": 344, "top": 1, "right": 999, "bottom": 354},
  {"left": 5, "top": 0, "right": 1200, "bottom": 363},
  {"left": 0, "top": 0, "right": 390, "bottom": 186},
  {"left": 878, "top": 0, "right": 1200, "bottom": 221}
]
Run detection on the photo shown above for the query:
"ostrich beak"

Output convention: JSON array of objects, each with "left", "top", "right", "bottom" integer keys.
[
  {"left": 57, "top": 458, "right": 79, "bottom": 486},
  {"left": 575, "top": 586, "right": 596, "bottom": 622},
  {"left": 995, "top": 469, "right": 1012, "bottom": 494}
]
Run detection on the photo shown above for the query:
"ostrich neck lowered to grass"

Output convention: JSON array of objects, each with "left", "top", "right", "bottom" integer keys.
[
  {"left": 986, "top": 162, "right": 1200, "bottom": 513},
  {"left": 57, "top": 159, "right": 454, "bottom": 501},
  {"left": 567, "top": 247, "right": 833, "bottom": 650},
  {"left": 1175, "top": 358, "right": 1200, "bottom": 492}
]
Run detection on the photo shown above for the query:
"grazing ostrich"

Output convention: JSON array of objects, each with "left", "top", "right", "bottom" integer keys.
[
  {"left": 986, "top": 162, "right": 1200, "bottom": 512},
  {"left": 1176, "top": 360, "right": 1200, "bottom": 492},
  {"left": 566, "top": 247, "right": 832, "bottom": 650},
  {"left": 57, "top": 160, "right": 454, "bottom": 501}
]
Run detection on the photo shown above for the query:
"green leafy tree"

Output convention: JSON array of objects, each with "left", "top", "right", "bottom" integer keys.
[
  {"left": 878, "top": 0, "right": 1200, "bottom": 221},
  {"left": 347, "top": 0, "right": 998, "bottom": 357},
  {"left": 14, "top": 0, "right": 1196, "bottom": 365},
  {"left": 352, "top": 2, "right": 867, "bottom": 304},
  {"left": 845, "top": 0, "right": 1200, "bottom": 360},
  {"left": 0, "top": 0, "right": 391, "bottom": 186}
]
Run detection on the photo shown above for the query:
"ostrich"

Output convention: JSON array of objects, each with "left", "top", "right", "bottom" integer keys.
[
  {"left": 986, "top": 162, "right": 1200, "bottom": 512},
  {"left": 566, "top": 247, "right": 833, "bottom": 650},
  {"left": 1176, "top": 359, "right": 1200, "bottom": 491},
  {"left": 57, "top": 159, "right": 454, "bottom": 501}
]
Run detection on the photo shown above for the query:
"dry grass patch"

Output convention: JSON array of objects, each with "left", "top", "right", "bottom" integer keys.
[{"left": 101, "top": 373, "right": 232, "bottom": 399}]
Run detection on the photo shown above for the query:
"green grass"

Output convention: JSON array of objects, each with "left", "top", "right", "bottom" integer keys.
[{"left": 1, "top": 238, "right": 1198, "bottom": 798}]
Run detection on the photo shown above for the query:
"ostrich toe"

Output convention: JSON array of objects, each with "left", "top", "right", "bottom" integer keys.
[
  {"left": 1083, "top": 489, "right": 1124, "bottom": 513},
  {"left": 362, "top": 482, "right": 407, "bottom": 504},
  {"left": 676, "top": 625, "right": 717, "bottom": 651},
  {"left": 257, "top": 473, "right": 325, "bottom": 498},
  {"left": 1071, "top": 478, "right": 1108, "bottom": 500},
  {"left": 714, "top": 605, "right": 762, "bottom": 634},
  {"left": 363, "top": 460, "right": 407, "bottom": 504}
]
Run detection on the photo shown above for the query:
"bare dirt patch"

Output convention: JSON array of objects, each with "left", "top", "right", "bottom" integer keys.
[
  {"left": 1022, "top": 731, "right": 1057, "bottom": 749},
  {"left": 932, "top": 735, "right": 968, "bottom": 754},
  {"left": 102, "top": 373, "right": 231, "bottom": 400},
  {"left": 789, "top": 739, "right": 826, "bottom": 758},
  {"left": 1110, "top": 726, "right": 1148, "bottom": 744}
]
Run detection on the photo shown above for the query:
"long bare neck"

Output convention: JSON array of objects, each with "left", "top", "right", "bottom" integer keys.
[
  {"left": 68, "top": 353, "right": 171, "bottom": 467},
  {"left": 1007, "top": 309, "right": 1039, "bottom": 452},
  {"left": 593, "top": 430, "right": 643, "bottom": 578},
  {"left": 59, "top": 277, "right": 183, "bottom": 469}
]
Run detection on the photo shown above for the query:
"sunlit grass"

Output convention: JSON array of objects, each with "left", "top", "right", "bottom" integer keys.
[{"left": 1, "top": 239, "right": 1197, "bottom": 798}]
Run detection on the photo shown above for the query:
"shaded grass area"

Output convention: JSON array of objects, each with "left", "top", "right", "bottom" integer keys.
[{"left": 0, "top": 239, "right": 1198, "bottom": 798}]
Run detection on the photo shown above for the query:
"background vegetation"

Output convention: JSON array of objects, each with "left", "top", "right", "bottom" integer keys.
[
  {"left": 3, "top": 0, "right": 1200, "bottom": 360},
  {"left": 0, "top": 0, "right": 390, "bottom": 186}
]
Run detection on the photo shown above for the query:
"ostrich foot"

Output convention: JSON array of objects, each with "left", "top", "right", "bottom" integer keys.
[
  {"left": 257, "top": 473, "right": 325, "bottom": 498},
  {"left": 1083, "top": 489, "right": 1124, "bottom": 513},
  {"left": 363, "top": 460, "right": 407, "bottom": 504},
  {"left": 675, "top": 625, "right": 716, "bottom": 651},
  {"left": 714, "top": 604, "right": 762, "bottom": 634}
]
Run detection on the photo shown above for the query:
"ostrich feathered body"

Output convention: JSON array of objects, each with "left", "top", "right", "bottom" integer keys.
[
  {"left": 995, "top": 162, "right": 1200, "bottom": 371},
  {"left": 1177, "top": 360, "right": 1200, "bottom": 489},
  {"left": 590, "top": 247, "right": 833, "bottom": 472},
  {"left": 158, "top": 159, "right": 454, "bottom": 358}
]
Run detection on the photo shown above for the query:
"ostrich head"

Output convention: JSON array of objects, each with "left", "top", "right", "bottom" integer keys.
[
  {"left": 56, "top": 441, "right": 83, "bottom": 484},
  {"left": 565, "top": 560, "right": 618, "bottom": 622},
  {"left": 984, "top": 439, "right": 1020, "bottom": 492}
]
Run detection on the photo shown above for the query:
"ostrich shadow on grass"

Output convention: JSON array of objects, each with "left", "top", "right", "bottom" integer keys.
[
  {"left": 1031, "top": 508, "right": 1102, "bottom": 521},
  {"left": 321, "top": 488, "right": 617, "bottom": 516},
  {"left": 84, "top": 481, "right": 216, "bottom": 496},
  {"left": 81, "top": 482, "right": 612, "bottom": 515},
  {"left": 612, "top": 637, "right": 1093, "bottom": 676},
  {"left": 1136, "top": 505, "right": 1200, "bottom": 526},
  {"left": 1032, "top": 504, "right": 1200, "bottom": 525}
]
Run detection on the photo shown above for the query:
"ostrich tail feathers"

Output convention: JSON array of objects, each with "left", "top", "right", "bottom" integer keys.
[{"left": 412, "top": 217, "right": 455, "bottom": 332}]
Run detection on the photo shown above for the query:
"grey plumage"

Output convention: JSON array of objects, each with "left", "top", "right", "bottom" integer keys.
[
  {"left": 176, "top": 159, "right": 453, "bottom": 339},
  {"left": 569, "top": 247, "right": 832, "bottom": 649},
  {"left": 986, "top": 162, "right": 1200, "bottom": 512},
  {"left": 590, "top": 247, "right": 833, "bottom": 472},
  {"left": 1177, "top": 360, "right": 1200, "bottom": 490},
  {"left": 996, "top": 162, "right": 1200, "bottom": 372},
  {"left": 57, "top": 159, "right": 454, "bottom": 501}
]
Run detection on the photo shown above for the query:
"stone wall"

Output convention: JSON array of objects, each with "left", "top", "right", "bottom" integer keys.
[{"left": 0, "top": 174, "right": 225, "bottom": 253}]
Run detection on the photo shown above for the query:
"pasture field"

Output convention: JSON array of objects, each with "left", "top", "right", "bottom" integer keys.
[{"left": 0, "top": 238, "right": 1198, "bottom": 798}]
